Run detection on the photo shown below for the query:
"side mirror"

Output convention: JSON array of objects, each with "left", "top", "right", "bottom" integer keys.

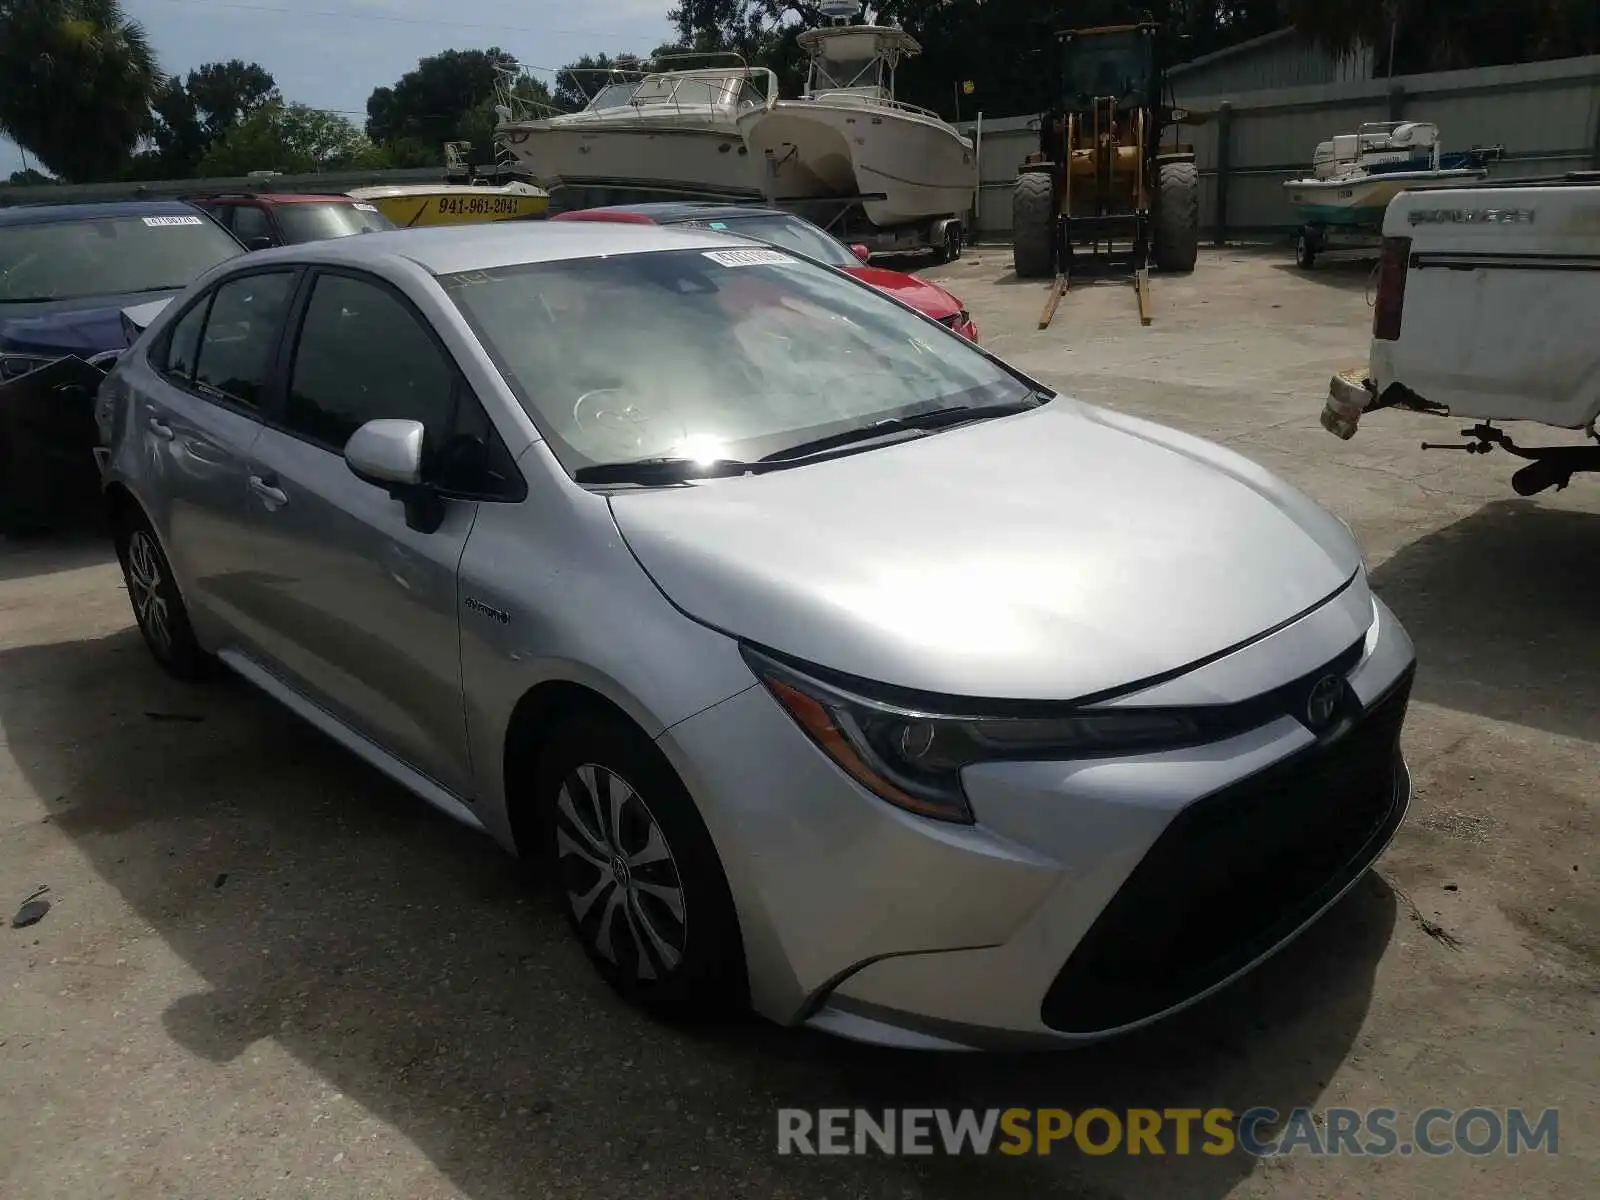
[
  {"left": 344, "top": 418, "right": 444, "bottom": 533},
  {"left": 245, "top": 235, "right": 274, "bottom": 251},
  {"left": 850, "top": 243, "right": 871, "bottom": 262}
]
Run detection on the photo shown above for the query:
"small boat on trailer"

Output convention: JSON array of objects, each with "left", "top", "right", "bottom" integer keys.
[
  {"left": 347, "top": 142, "right": 549, "bottom": 227},
  {"left": 1283, "top": 122, "right": 1502, "bottom": 267}
]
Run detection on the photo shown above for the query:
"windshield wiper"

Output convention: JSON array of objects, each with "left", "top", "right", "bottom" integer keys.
[
  {"left": 572, "top": 457, "right": 754, "bottom": 485},
  {"left": 572, "top": 399, "right": 1048, "bottom": 485},
  {"left": 757, "top": 399, "right": 1043, "bottom": 464}
]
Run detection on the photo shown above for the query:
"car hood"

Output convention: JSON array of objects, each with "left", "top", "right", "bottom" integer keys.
[
  {"left": 0, "top": 290, "right": 182, "bottom": 358},
  {"left": 608, "top": 399, "right": 1362, "bottom": 701},
  {"left": 843, "top": 265, "right": 962, "bottom": 319}
]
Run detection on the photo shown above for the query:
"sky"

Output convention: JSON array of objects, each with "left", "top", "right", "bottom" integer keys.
[{"left": 3, "top": 0, "right": 678, "bottom": 176}]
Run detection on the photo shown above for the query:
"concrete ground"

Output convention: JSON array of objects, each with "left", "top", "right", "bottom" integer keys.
[{"left": 1, "top": 247, "right": 1595, "bottom": 1199}]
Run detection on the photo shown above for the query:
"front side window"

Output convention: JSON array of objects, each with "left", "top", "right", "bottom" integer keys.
[
  {"left": 229, "top": 205, "right": 273, "bottom": 245},
  {"left": 0, "top": 213, "right": 244, "bottom": 303},
  {"left": 191, "top": 271, "right": 296, "bottom": 408},
  {"left": 442, "top": 247, "right": 1031, "bottom": 476},
  {"left": 284, "top": 274, "right": 456, "bottom": 453}
]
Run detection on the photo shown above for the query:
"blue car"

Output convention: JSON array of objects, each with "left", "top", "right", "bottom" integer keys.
[
  {"left": 0, "top": 199, "right": 246, "bottom": 379},
  {"left": 1, "top": 200, "right": 245, "bottom": 533}
]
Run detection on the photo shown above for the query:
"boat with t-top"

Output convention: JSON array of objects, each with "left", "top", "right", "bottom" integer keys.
[{"left": 735, "top": 0, "right": 975, "bottom": 259}]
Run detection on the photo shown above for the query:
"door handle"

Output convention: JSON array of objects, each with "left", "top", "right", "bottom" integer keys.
[
  {"left": 248, "top": 474, "right": 288, "bottom": 509},
  {"left": 148, "top": 416, "right": 175, "bottom": 441}
]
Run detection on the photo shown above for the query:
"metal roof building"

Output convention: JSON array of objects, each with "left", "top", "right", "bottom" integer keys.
[{"left": 1169, "top": 28, "right": 1374, "bottom": 99}]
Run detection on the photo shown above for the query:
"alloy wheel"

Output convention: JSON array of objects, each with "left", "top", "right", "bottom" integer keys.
[
  {"left": 555, "top": 763, "right": 688, "bottom": 982},
  {"left": 126, "top": 529, "right": 173, "bottom": 655}
]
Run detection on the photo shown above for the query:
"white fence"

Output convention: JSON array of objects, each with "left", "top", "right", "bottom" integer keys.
[{"left": 960, "top": 53, "right": 1600, "bottom": 243}]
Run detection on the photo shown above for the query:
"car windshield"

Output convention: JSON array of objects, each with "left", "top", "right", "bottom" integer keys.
[
  {"left": 442, "top": 246, "right": 1030, "bottom": 477},
  {"left": 676, "top": 214, "right": 856, "bottom": 267},
  {"left": 0, "top": 213, "right": 243, "bottom": 303},
  {"left": 275, "top": 202, "right": 396, "bottom": 244}
]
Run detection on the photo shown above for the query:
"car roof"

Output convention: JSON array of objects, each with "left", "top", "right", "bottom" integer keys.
[
  {"left": 564, "top": 202, "right": 798, "bottom": 223},
  {"left": 186, "top": 192, "right": 359, "bottom": 205},
  {"left": 0, "top": 199, "right": 210, "bottom": 226},
  {"left": 235, "top": 219, "right": 752, "bottom": 277}
]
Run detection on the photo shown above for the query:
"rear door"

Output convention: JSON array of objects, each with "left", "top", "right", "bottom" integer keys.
[
  {"left": 230, "top": 267, "right": 507, "bottom": 797},
  {"left": 130, "top": 267, "right": 300, "bottom": 647}
]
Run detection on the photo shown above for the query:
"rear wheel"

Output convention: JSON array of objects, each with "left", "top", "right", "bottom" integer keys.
[
  {"left": 1296, "top": 230, "right": 1319, "bottom": 270},
  {"left": 1012, "top": 170, "right": 1055, "bottom": 279},
  {"left": 1153, "top": 160, "right": 1200, "bottom": 273},
  {"left": 930, "top": 222, "right": 962, "bottom": 265},
  {"left": 114, "top": 508, "right": 213, "bottom": 681},
  {"left": 536, "top": 711, "right": 745, "bottom": 1020}
]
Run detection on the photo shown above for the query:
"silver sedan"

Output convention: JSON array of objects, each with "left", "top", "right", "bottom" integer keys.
[{"left": 94, "top": 221, "right": 1416, "bottom": 1050}]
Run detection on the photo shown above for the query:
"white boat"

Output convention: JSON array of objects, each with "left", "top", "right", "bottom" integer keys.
[
  {"left": 1283, "top": 122, "right": 1497, "bottom": 230},
  {"left": 495, "top": 59, "right": 779, "bottom": 207},
  {"left": 736, "top": 11, "right": 975, "bottom": 230}
]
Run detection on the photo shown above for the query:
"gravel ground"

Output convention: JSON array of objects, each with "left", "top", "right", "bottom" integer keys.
[{"left": 1, "top": 245, "right": 1595, "bottom": 1199}]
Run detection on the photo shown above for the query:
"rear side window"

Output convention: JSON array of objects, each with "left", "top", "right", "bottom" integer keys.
[
  {"left": 161, "top": 296, "right": 212, "bottom": 382},
  {"left": 191, "top": 271, "right": 296, "bottom": 409}
]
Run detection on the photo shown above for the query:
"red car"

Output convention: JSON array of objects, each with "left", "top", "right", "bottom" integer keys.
[
  {"left": 551, "top": 203, "right": 978, "bottom": 342},
  {"left": 184, "top": 191, "right": 395, "bottom": 250}
]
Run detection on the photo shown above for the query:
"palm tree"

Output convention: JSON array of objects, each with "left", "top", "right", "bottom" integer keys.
[{"left": 0, "top": 0, "right": 162, "bottom": 182}]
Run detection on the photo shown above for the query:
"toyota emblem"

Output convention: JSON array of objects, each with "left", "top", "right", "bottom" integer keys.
[{"left": 1305, "top": 674, "right": 1344, "bottom": 730}]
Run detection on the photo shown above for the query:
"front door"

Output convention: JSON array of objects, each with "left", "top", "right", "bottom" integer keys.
[
  {"left": 133, "top": 269, "right": 298, "bottom": 649},
  {"left": 234, "top": 269, "right": 479, "bottom": 798}
]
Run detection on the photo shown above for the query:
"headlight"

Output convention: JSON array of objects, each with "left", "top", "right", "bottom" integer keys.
[
  {"left": 0, "top": 353, "right": 54, "bottom": 381},
  {"left": 741, "top": 646, "right": 1205, "bottom": 824}
]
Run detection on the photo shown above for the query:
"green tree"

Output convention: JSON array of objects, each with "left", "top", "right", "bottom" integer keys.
[
  {"left": 365, "top": 47, "right": 550, "bottom": 165},
  {"left": 0, "top": 0, "right": 161, "bottom": 182},
  {"left": 1284, "top": 0, "right": 1597, "bottom": 74},
  {"left": 198, "top": 101, "right": 380, "bottom": 176},
  {"left": 131, "top": 59, "right": 280, "bottom": 178}
]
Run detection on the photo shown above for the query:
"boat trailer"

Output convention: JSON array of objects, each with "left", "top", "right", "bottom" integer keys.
[{"left": 779, "top": 193, "right": 968, "bottom": 263}]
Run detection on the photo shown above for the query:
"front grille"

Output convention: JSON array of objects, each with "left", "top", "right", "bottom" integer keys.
[{"left": 1040, "top": 667, "right": 1414, "bottom": 1035}]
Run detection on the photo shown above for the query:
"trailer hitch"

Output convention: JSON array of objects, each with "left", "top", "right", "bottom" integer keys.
[{"left": 1421, "top": 422, "right": 1600, "bottom": 495}]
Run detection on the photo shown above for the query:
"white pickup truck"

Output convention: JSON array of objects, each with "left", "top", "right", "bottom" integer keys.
[{"left": 1321, "top": 173, "right": 1600, "bottom": 496}]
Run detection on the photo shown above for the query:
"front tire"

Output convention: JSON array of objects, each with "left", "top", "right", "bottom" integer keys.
[
  {"left": 536, "top": 711, "right": 745, "bottom": 1019},
  {"left": 114, "top": 508, "right": 213, "bottom": 681},
  {"left": 1012, "top": 170, "right": 1055, "bottom": 279},
  {"left": 1153, "top": 160, "right": 1200, "bottom": 273}
]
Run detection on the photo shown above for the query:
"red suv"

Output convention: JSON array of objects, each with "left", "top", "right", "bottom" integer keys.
[
  {"left": 185, "top": 192, "right": 395, "bottom": 250},
  {"left": 552, "top": 203, "right": 978, "bottom": 342}
]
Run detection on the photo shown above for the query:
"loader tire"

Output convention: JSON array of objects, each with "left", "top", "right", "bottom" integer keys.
[
  {"left": 1153, "top": 160, "right": 1200, "bottom": 273},
  {"left": 1011, "top": 171, "right": 1055, "bottom": 280}
]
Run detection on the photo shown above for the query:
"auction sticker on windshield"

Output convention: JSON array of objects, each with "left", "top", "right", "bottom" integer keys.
[
  {"left": 142, "top": 215, "right": 205, "bottom": 227},
  {"left": 703, "top": 248, "right": 796, "bottom": 268}
]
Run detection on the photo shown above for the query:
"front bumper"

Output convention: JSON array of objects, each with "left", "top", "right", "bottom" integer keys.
[{"left": 660, "top": 587, "right": 1416, "bottom": 1050}]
